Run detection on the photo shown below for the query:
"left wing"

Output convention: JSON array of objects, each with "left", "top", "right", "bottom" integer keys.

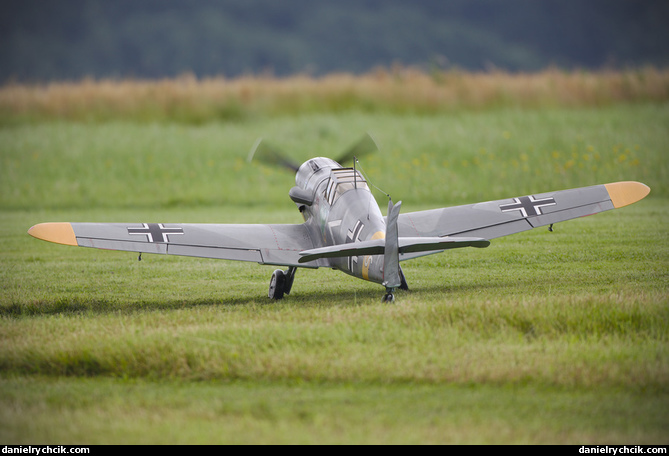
[
  {"left": 28, "top": 222, "right": 321, "bottom": 268},
  {"left": 397, "top": 181, "right": 649, "bottom": 257}
]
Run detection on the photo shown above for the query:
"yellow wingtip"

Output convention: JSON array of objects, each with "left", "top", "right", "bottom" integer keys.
[
  {"left": 28, "top": 223, "right": 78, "bottom": 246},
  {"left": 605, "top": 182, "right": 651, "bottom": 209}
]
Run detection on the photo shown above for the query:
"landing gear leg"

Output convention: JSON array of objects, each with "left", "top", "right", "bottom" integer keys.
[
  {"left": 283, "top": 266, "right": 297, "bottom": 295},
  {"left": 268, "top": 267, "right": 298, "bottom": 300}
]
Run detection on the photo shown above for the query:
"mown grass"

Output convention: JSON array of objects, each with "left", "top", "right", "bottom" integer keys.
[
  {"left": 1, "top": 377, "right": 665, "bottom": 444},
  {"left": 2, "top": 203, "right": 667, "bottom": 387},
  {"left": 1, "top": 104, "right": 668, "bottom": 211},
  {"left": 0, "top": 96, "right": 667, "bottom": 443},
  {"left": 2, "top": 201, "right": 667, "bottom": 443}
]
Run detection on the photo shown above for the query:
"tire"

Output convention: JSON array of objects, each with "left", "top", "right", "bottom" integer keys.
[{"left": 268, "top": 269, "right": 286, "bottom": 300}]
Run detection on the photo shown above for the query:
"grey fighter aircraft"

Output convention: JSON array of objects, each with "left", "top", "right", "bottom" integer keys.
[{"left": 28, "top": 134, "right": 650, "bottom": 302}]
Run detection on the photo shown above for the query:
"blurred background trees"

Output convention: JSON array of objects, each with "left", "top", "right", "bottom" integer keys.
[{"left": 1, "top": 0, "right": 667, "bottom": 82}]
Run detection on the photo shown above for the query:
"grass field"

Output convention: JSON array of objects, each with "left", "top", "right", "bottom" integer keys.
[{"left": 1, "top": 75, "right": 668, "bottom": 443}]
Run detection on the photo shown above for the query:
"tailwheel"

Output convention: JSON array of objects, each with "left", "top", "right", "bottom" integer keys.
[{"left": 382, "top": 289, "right": 396, "bottom": 303}]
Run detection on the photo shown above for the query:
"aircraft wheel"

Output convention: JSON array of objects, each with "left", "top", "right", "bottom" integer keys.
[
  {"left": 382, "top": 292, "right": 395, "bottom": 303},
  {"left": 268, "top": 269, "right": 286, "bottom": 300}
]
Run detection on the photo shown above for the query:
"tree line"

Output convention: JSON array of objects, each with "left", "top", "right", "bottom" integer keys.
[{"left": 1, "top": 0, "right": 667, "bottom": 82}]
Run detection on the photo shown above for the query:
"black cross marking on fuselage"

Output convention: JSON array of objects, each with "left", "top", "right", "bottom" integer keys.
[
  {"left": 346, "top": 220, "right": 364, "bottom": 270},
  {"left": 499, "top": 195, "right": 557, "bottom": 218},
  {"left": 127, "top": 223, "right": 184, "bottom": 243}
]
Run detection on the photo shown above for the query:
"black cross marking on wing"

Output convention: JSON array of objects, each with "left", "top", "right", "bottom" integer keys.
[
  {"left": 499, "top": 195, "right": 557, "bottom": 217},
  {"left": 127, "top": 223, "right": 184, "bottom": 243}
]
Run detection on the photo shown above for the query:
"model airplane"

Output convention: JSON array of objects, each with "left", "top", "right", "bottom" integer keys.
[{"left": 28, "top": 134, "right": 650, "bottom": 302}]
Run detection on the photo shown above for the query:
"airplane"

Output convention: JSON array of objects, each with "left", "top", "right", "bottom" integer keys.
[{"left": 28, "top": 134, "right": 651, "bottom": 302}]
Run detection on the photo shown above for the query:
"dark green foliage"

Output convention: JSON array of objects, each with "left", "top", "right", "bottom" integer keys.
[{"left": 2, "top": 0, "right": 668, "bottom": 82}]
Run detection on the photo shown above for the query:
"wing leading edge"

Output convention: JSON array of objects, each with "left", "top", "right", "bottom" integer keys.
[
  {"left": 28, "top": 222, "right": 321, "bottom": 268},
  {"left": 398, "top": 181, "right": 650, "bottom": 245}
]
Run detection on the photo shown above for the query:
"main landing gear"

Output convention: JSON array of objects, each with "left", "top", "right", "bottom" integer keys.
[
  {"left": 268, "top": 266, "right": 297, "bottom": 300},
  {"left": 268, "top": 266, "right": 409, "bottom": 302}
]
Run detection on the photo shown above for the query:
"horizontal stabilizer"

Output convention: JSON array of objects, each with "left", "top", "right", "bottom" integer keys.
[
  {"left": 298, "top": 236, "right": 489, "bottom": 263},
  {"left": 299, "top": 239, "right": 385, "bottom": 263},
  {"left": 399, "top": 236, "right": 490, "bottom": 253}
]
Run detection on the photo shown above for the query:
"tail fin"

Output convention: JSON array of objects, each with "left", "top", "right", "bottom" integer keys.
[{"left": 383, "top": 200, "right": 402, "bottom": 289}]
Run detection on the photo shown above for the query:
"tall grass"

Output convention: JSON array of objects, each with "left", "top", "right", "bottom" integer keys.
[{"left": 1, "top": 67, "right": 668, "bottom": 123}]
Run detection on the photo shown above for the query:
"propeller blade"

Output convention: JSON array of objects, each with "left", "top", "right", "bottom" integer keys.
[
  {"left": 247, "top": 138, "right": 300, "bottom": 172},
  {"left": 335, "top": 132, "right": 379, "bottom": 165}
]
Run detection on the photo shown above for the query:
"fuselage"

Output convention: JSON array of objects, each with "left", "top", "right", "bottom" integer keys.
[{"left": 291, "top": 158, "right": 387, "bottom": 284}]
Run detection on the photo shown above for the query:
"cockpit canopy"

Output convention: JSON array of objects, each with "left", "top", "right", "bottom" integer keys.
[
  {"left": 295, "top": 157, "right": 341, "bottom": 189},
  {"left": 323, "top": 167, "right": 369, "bottom": 206},
  {"left": 294, "top": 157, "right": 370, "bottom": 207}
]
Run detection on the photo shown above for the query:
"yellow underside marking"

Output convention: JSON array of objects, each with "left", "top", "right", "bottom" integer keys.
[
  {"left": 363, "top": 231, "right": 386, "bottom": 280},
  {"left": 604, "top": 181, "right": 650, "bottom": 209},
  {"left": 371, "top": 231, "right": 386, "bottom": 241},
  {"left": 28, "top": 223, "right": 78, "bottom": 246}
]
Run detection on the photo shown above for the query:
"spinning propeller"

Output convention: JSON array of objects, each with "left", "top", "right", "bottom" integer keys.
[{"left": 247, "top": 133, "right": 379, "bottom": 172}]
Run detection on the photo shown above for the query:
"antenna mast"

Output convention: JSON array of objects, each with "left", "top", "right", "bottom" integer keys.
[{"left": 353, "top": 156, "right": 357, "bottom": 189}]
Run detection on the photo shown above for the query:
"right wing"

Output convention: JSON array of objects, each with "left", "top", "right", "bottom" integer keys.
[
  {"left": 28, "top": 222, "right": 322, "bottom": 268},
  {"left": 397, "top": 181, "right": 650, "bottom": 258}
]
